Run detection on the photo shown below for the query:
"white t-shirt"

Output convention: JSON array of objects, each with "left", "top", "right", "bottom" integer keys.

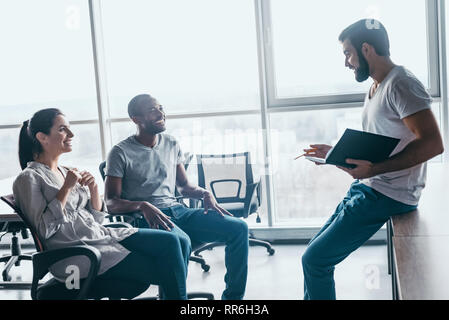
[{"left": 360, "top": 65, "right": 432, "bottom": 206}]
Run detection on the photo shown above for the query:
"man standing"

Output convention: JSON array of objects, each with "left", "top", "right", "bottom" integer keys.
[
  {"left": 301, "top": 19, "right": 444, "bottom": 299},
  {"left": 104, "top": 94, "right": 249, "bottom": 300}
]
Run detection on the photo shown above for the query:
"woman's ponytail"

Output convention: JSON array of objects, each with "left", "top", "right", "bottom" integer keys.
[{"left": 18, "top": 120, "right": 34, "bottom": 170}]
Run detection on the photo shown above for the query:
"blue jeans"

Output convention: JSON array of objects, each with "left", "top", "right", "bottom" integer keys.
[
  {"left": 144, "top": 205, "right": 249, "bottom": 300},
  {"left": 302, "top": 181, "right": 417, "bottom": 300},
  {"left": 98, "top": 226, "right": 191, "bottom": 300}
]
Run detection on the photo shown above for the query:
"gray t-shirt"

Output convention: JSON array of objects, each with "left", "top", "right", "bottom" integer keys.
[
  {"left": 360, "top": 65, "right": 432, "bottom": 205},
  {"left": 106, "top": 134, "right": 185, "bottom": 208}
]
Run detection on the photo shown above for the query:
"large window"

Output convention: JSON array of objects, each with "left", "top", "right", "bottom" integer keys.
[
  {"left": 100, "top": 0, "right": 261, "bottom": 118},
  {"left": 1, "top": 0, "right": 446, "bottom": 231},
  {"left": 0, "top": 0, "right": 98, "bottom": 123},
  {"left": 0, "top": 0, "right": 101, "bottom": 213},
  {"left": 266, "top": 0, "right": 431, "bottom": 104},
  {"left": 269, "top": 107, "right": 363, "bottom": 225}
]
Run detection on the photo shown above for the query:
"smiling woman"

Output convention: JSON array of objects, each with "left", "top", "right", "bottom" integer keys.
[
  {"left": 18, "top": 108, "right": 66, "bottom": 170},
  {"left": 12, "top": 108, "right": 191, "bottom": 300}
]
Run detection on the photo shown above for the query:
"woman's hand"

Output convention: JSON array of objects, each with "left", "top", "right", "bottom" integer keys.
[
  {"left": 79, "top": 171, "right": 98, "bottom": 191},
  {"left": 78, "top": 170, "right": 102, "bottom": 211},
  {"left": 63, "top": 169, "right": 82, "bottom": 190},
  {"left": 58, "top": 169, "right": 81, "bottom": 207}
]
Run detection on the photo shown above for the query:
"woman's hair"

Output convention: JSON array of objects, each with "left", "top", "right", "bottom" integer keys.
[{"left": 18, "top": 108, "right": 64, "bottom": 170}]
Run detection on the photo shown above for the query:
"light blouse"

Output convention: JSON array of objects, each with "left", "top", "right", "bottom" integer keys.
[{"left": 12, "top": 161, "right": 138, "bottom": 281}]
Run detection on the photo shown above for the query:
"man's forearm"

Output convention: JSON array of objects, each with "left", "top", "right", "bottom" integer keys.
[
  {"left": 105, "top": 197, "right": 145, "bottom": 214},
  {"left": 372, "top": 136, "right": 444, "bottom": 175},
  {"left": 178, "top": 183, "right": 208, "bottom": 199}
]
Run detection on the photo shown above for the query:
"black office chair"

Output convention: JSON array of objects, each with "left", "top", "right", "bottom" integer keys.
[
  {"left": 0, "top": 199, "right": 33, "bottom": 285},
  {"left": 193, "top": 152, "right": 275, "bottom": 257},
  {"left": 1, "top": 194, "right": 148, "bottom": 300}
]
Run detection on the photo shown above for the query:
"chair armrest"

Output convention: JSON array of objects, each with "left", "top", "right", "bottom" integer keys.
[
  {"left": 256, "top": 178, "right": 262, "bottom": 206},
  {"left": 104, "top": 222, "right": 133, "bottom": 229},
  {"left": 244, "top": 181, "right": 260, "bottom": 216},
  {"left": 106, "top": 211, "right": 142, "bottom": 218},
  {"left": 175, "top": 195, "right": 188, "bottom": 206},
  {"left": 210, "top": 179, "right": 242, "bottom": 200},
  {"left": 105, "top": 211, "right": 143, "bottom": 226},
  {"left": 31, "top": 245, "right": 101, "bottom": 300}
]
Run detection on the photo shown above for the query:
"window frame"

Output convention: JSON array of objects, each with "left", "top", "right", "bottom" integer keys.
[
  {"left": 260, "top": 0, "right": 441, "bottom": 109},
  {"left": 0, "top": 0, "right": 447, "bottom": 236}
]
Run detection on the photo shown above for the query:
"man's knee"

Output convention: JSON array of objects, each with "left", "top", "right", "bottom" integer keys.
[
  {"left": 302, "top": 245, "right": 320, "bottom": 269},
  {"left": 226, "top": 218, "right": 249, "bottom": 241},
  {"left": 302, "top": 244, "right": 336, "bottom": 277},
  {"left": 160, "top": 231, "right": 183, "bottom": 251},
  {"left": 178, "top": 232, "right": 192, "bottom": 253}
]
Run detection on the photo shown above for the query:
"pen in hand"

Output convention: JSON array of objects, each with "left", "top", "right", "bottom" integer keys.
[
  {"left": 294, "top": 154, "right": 306, "bottom": 160},
  {"left": 294, "top": 147, "right": 317, "bottom": 160}
]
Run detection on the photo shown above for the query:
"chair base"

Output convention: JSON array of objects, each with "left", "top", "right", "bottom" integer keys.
[
  {"left": 0, "top": 254, "right": 32, "bottom": 281},
  {"left": 249, "top": 238, "right": 275, "bottom": 255},
  {"left": 187, "top": 292, "right": 214, "bottom": 300},
  {"left": 0, "top": 281, "right": 32, "bottom": 289},
  {"left": 193, "top": 238, "right": 275, "bottom": 256},
  {"left": 189, "top": 255, "right": 210, "bottom": 272}
]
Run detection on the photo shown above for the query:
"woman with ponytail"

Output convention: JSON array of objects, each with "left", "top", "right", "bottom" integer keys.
[{"left": 13, "top": 108, "right": 190, "bottom": 299}]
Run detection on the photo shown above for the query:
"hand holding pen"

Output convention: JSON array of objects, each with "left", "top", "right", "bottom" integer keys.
[{"left": 294, "top": 144, "right": 332, "bottom": 160}]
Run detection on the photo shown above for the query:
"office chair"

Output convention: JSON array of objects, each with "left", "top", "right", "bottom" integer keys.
[
  {"left": 1, "top": 194, "right": 148, "bottom": 300},
  {"left": 193, "top": 152, "right": 275, "bottom": 257},
  {"left": 0, "top": 198, "right": 33, "bottom": 285}
]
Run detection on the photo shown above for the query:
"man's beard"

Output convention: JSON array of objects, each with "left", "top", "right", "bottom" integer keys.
[
  {"left": 143, "top": 122, "right": 166, "bottom": 135},
  {"left": 355, "top": 50, "right": 370, "bottom": 82}
]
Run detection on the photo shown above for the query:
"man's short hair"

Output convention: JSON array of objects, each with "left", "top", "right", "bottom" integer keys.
[
  {"left": 338, "top": 19, "right": 390, "bottom": 56},
  {"left": 128, "top": 94, "right": 155, "bottom": 118}
]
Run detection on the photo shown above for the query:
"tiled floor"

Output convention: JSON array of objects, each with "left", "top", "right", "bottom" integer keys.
[{"left": 0, "top": 241, "right": 391, "bottom": 300}]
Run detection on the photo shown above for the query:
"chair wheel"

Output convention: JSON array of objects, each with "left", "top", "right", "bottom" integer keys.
[
  {"left": 202, "top": 264, "right": 210, "bottom": 272},
  {"left": 268, "top": 248, "right": 275, "bottom": 256}
]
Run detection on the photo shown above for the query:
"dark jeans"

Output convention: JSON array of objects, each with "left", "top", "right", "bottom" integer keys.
[
  {"left": 98, "top": 226, "right": 191, "bottom": 300},
  {"left": 302, "top": 181, "right": 417, "bottom": 300},
  {"left": 139, "top": 205, "right": 249, "bottom": 300}
]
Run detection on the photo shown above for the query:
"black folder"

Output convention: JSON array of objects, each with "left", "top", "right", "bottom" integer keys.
[{"left": 306, "top": 128, "right": 400, "bottom": 169}]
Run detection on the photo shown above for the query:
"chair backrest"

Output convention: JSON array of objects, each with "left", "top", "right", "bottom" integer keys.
[
  {"left": 99, "top": 161, "right": 106, "bottom": 181},
  {"left": 184, "top": 152, "right": 194, "bottom": 171},
  {"left": 0, "top": 194, "right": 45, "bottom": 252},
  {"left": 197, "top": 152, "right": 254, "bottom": 203}
]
